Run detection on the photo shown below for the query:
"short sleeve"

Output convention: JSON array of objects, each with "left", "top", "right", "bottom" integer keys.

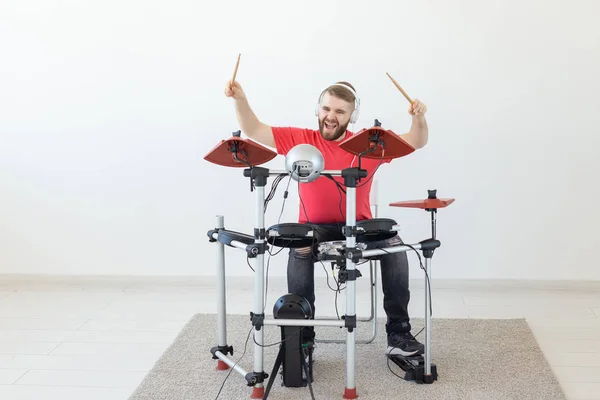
[{"left": 271, "top": 127, "right": 313, "bottom": 155}]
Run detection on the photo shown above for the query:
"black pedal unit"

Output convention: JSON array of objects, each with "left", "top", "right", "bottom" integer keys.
[{"left": 388, "top": 354, "right": 438, "bottom": 384}]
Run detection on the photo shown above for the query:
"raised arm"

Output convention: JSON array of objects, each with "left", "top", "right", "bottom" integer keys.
[
  {"left": 400, "top": 99, "right": 428, "bottom": 149},
  {"left": 224, "top": 81, "right": 275, "bottom": 148}
]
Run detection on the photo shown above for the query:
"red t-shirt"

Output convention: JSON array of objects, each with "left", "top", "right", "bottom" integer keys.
[{"left": 272, "top": 127, "right": 391, "bottom": 224}]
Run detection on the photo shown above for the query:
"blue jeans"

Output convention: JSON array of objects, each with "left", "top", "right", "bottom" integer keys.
[{"left": 286, "top": 223, "right": 412, "bottom": 337}]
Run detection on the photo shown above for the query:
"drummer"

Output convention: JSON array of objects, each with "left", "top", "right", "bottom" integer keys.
[{"left": 225, "top": 80, "right": 429, "bottom": 357}]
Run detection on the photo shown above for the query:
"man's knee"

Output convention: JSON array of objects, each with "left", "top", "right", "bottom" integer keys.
[
  {"left": 294, "top": 246, "right": 313, "bottom": 258},
  {"left": 386, "top": 234, "right": 403, "bottom": 246}
]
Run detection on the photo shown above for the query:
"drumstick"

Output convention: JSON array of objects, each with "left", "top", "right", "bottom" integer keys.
[
  {"left": 386, "top": 72, "right": 413, "bottom": 104},
  {"left": 231, "top": 53, "right": 241, "bottom": 86}
]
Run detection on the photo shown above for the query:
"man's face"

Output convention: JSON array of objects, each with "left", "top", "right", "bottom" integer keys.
[{"left": 317, "top": 92, "right": 354, "bottom": 141}]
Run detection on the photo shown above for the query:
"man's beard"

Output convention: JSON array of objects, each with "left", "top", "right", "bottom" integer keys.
[{"left": 318, "top": 117, "right": 349, "bottom": 141}]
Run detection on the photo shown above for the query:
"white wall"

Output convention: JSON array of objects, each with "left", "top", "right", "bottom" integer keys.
[{"left": 1, "top": 0, "right": 599, "bottom": 280}]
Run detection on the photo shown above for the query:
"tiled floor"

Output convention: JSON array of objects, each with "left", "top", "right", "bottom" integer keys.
[{"left": 0, "top": 274, "right": 599, "bottom": 399}]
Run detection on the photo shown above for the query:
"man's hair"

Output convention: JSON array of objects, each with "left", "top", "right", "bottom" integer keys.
[{"left": 323, "top": 81, "right": 357, "bottom": 104}]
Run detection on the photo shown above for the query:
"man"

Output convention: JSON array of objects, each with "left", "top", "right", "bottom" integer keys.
[{"left": 224, "top": 79, "right": 429, "bottom": 357}]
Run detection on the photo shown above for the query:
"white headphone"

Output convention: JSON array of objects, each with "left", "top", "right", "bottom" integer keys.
[{"left": 315, "top": 83, "right": 360, "bottom": 124}]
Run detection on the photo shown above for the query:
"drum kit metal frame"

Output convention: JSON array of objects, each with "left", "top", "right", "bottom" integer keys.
[{"left": 204, "top": 122, "right": 455, "bottom": 399}]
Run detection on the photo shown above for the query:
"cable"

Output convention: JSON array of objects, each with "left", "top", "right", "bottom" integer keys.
[
  {"left": 376, "top": 244, "right": 432, "bottom": 319},
  {"left": 214, "top": 326, "right": 253, "bottom": 400},
  {"left": 264, "top": 173, "right": 287, "bottom": 213},
  {"left": 255, "top": 327, "right": 317, "bottom": 400},
  {"left": 355, "top": 148, "right": 385, "bottom": 189},
  {"left": 302, "top": 355, "right": 316, "bottom": 400},
  {"left": 318, "top": 260, "right": 339, "bottom": 292},
  {"left": 233, "top": 149, "right": 253, "bottom": 169},
  {"left": 386, "top": 350, "right": 407, "bottom": 380},
  {"left": 323, "top": 174, "right": 346, "bottom": 194},
  {"left": 377, "top": 242, "right": 433, "bottom": 382},
  {"left": 214, "top": 167, "right": 283, "bottom": 399},
  {"left": 263, "top": 170, "right": 295, "bottom": 314},
  {"left": 298, "top": 179, "right": 311, "bottom": 225},
  {"left": 262, "top": 248, "right": 272, "bottom": 314},
  {"left": 263, "top": 165, "right": 315, "bottom": 323},
  {"left": 252, "top": 327, "right": 303, "bottom": 348},
  {"left": 322, "top": 174, "right": 346, "bottom": 222},
  {"left": 334, "top": 276, "right": 342, "bottom": 320},
  {"left": 277, "top": 172, "right": 294, "bottom": 224}
]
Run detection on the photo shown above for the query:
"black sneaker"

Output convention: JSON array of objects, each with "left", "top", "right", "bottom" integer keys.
[{"left": 386, "top": 332, "right": 424, "bottom": 357}]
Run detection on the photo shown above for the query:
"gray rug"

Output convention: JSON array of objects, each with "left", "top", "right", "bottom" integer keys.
[{"left": 129, "top": 313, "right": 567, "bottom": 400}]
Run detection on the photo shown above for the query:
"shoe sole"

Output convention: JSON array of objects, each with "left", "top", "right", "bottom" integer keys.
[{"left": 386, "top": 346, "right": 424, "bottom": 357}]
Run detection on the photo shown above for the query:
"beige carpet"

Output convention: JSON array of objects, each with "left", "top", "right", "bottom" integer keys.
[{"left": 129, "top": 313, "right": 567, "bottom": 400}]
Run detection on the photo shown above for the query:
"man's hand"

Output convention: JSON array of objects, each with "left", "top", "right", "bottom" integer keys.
[
  {"left": 409, "top": 99, "right": 427, "bottom": 116},
  {"left": 223, "top": 80, "right": 275, "bottom": 148},
  {"left": 224, "top": 80, "right": 246, "bottom": 101}
]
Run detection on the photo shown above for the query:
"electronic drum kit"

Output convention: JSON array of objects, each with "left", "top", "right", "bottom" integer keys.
[{"left": 204, "top": 121, "right": 454, "bottom": 399}]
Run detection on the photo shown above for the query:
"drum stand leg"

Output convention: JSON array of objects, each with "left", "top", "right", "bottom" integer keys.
[
  {"left": 210, "top": 215, "right": 234, "bottom": 372},
  {"left": 388, "top": 208, "right": 438, "bottom": 384},
  {"left": 422, "top": 253, "right": 435, "bottom": 383},
  {"left": 317, "top": 195, "right": 380, "bottom": 346},
  {"left": 209, "top": 168, "right": 270, "bottom": 399},
  {"left": 248, "top": 167, "right": 269, "bottom": 398},
  {"left": 423, "top": 208, "right": 436, "bottom": 383},
  {"left": 341, "top": 167, "right": 367, "bottom": 399},
  {"left": 315, "top": 260, "right": 378, "bottom": 345}
]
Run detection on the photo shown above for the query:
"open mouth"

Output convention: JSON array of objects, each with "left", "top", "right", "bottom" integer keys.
[{"left": 324, "top": 120, "right": 337, "bottom": 130}]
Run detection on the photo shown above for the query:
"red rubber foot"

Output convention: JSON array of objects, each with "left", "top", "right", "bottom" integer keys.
[
  {"left": 343, "top": 388, "right": 359, "bottom": 399},
  {"left": 250, "top": 386, "right": 264, "bottom": 399},
  {"left": 216, "top": 360, "right": 229, "bottom": 371}
]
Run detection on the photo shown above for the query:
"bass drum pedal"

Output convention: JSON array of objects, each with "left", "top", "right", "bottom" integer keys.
[{"left": 388, "top": 353, "right": 438, "bottom": 384}]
